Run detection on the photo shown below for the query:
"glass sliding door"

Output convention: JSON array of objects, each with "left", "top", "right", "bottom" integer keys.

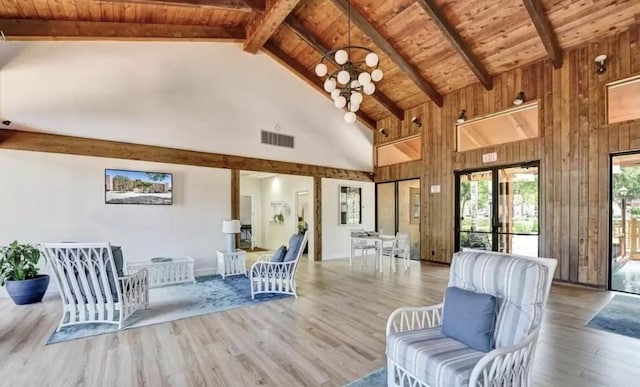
[
  {"left": 376, "top": 182, "right": 396, "bottom": 236},
  {"left": 611, "top": 153, "right": 640, "bottom": 294},
  {"left": 376, "top": 179, "right": 421, "bottom": 260},
  {"left": 456, "top": 162, "right": 539, "bottom": 255},
  {"left": 398, "top": 179, "right": 421, "bottom": 259}
]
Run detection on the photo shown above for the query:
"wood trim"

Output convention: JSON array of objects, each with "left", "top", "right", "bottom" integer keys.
[
  {"left": 313, "top": 176, "right": 322, "bottom": 261},
  {"left": 330, "top": 0, "right": 443, "bottom": 107},
  {"left": 284, "top": 16, "right": 405, "bottom": 121},
  {"left": 231, "top": 170, "right": 241, "bottom": 247},
  {"left": 0, "top": 19, "right": 245, "bottom": 42},
  {"left": 523, "top": 0, "right": 563, "bottom": 69},
  {"left": 263, "top": 41, "right": 377, "bottom": 130},
  {"left": 244, "top": 0, "right": 302, "bottom": 54},
  {"left": 415, "top": 0, "right": 492, "bottom": 90},
  {"left": 0, "top": 129, "right": 373, "bottom": 181},
  {"left": 106, "top": 0, "right": 265, "bottom": 12}
]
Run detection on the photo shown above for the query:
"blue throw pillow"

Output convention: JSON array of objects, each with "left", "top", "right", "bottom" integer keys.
[
  {"left": 283, "top": 234, "right": 303, "bottom": 262},
  {"left": 271, "top": 246, "right": 287, "bottom": 263},
  {"left": 441, "top": 286, "right": 497, "bottom": 352}
]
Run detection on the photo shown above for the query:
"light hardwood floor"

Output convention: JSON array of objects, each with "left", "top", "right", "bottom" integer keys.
[{"left": 0, "top": 256, "right": 638, "bottom": 387}]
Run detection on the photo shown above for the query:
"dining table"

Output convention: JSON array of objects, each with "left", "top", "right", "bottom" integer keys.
[{"left": 350, "top": 234, "right": 396, "bottom": 272}]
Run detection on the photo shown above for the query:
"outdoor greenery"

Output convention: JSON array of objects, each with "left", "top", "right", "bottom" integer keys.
[
  {"left": 0, "top": 241, "right": 41, "bottom": 285},
  {"left": 145, "top": 172, "right": 171, "bottom": 182}
]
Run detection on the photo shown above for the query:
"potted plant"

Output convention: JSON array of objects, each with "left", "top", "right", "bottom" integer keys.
[{"left": 0, "top": 241, "right": 49, "bottom": 305}]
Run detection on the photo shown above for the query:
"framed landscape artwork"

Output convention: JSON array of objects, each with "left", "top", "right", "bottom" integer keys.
[{"left": 105, "top": 169, "right": 173, "bottom": 205}]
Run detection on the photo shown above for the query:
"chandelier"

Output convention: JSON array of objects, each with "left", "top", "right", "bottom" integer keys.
[{"left": 314, "top": 0, "right": 383, "bottom": 124}]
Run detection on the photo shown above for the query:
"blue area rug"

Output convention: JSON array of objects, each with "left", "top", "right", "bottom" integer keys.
[
  {"left": 47, "top": 275, "right": 288, "bottom": 344},
  {"left": 586, "top": 294, "right": 640, "bottom": 339},
  {"left": 345, "top": 367, "right": 386, "bottom": 387}
]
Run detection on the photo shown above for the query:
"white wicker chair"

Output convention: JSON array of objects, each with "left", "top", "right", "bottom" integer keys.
[
  {"left": 42, "top": 242, "right": 149, "bottom": 331},
  {"left": 250, "top": 232, "right": 308, "bottom": 299},
  {"left": 386, "top": 250, "right": 557, "bottom": 387},
  {"left": 382, "top": 232, "right": 411, "bottom": 272}
]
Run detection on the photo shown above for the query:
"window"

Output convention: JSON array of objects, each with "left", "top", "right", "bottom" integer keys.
[
  {"left": 608, "top": 76, "right": 640, "bottom": 124},
  {"left": 376, "top": 136, "right": 421, "bottom": 167},
  {"left": 456, "top": 103, "right": 539, "bottom": 152},
  {"left": 339, "top": 186, "right": 362, "bottom": 225}
]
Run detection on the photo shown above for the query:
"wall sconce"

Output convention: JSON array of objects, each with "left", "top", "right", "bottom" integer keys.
[
  {"left": 411, "top": 116, "right": 422, "bottom": 128},
  {"left": 513, "top": 91, "right": 526, "bottom": 106},
  {"left": 456, "top": 109, "right": 467, "bottom": 124},
  {"left": 378, "top": 127, "right": 389, "bottom": 137},
  {"left": 595, "top": 54, "right": 607, "bottom": 75}
]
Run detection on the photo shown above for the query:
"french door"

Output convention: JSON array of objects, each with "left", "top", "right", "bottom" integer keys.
[{"left": 455, "top": 162, "right": 540, "bottom": 256}]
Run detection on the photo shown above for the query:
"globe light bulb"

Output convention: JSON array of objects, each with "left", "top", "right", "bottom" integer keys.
[
  {"left": 371, "top": 68, "right": 384, "bottom": 82},
  {"left": 334, "top": 96, "right": 347, "bottom": 109},
  {"left": 315, "top": 63, "right": 328, "bottom": 77},
  {"left": 365, "top": 52, "right": 379, "bottom": 67},
  {"left": 335, "top": 49, "right": 349, "bottom": 65},
  {"left": 358, "top": 72, "right": 372, "bottom": 86},
  {"left": 344, "top": 112, "right": 357, "bottom": 124},
  {"left": 331, "top": 89, "right": 341, "bottom": 100},
  {"left": 337, "top": 70, "right": 350, "bottom": 85},
  {"left": 351, "top": 92, "right": 363, "bottom": 105},
  {"left": 350, "top": 80, "right": 360, "bottom": 89},
  {"left": 324, "top": 78, "right": 336, "bottom": 93},
  {"left": 363, "top": 82, "right": 376, "bottom": 95},
  {"left": 349, "top": 103, "right": 360, "bottom": 112}
]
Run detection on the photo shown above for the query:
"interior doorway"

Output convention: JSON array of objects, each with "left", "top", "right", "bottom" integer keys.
[
  {"left": 295, "top": 191, "right": 310, "bottom": 254},
  {"left": 239, "top": 195, "right": 254, "bottom": 250},
  {"left": 455, "top": 162, "right": 540, "bottom": 256},
  {"left": 610, "top": 152, "right": 640, "bottom": 294}
]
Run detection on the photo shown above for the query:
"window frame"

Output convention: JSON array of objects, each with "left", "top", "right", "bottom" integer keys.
[
  {"left": 375, "top": 135, "right": 422, "bottom": 167},
  {"left": 606, "top": 75, "right": 640, "bottom": 125}
]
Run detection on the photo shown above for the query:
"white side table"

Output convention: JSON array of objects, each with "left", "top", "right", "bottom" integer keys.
[
  {"left": 216, "top": 249, "right": 247, "bottom": 279},
  {"left": 126, "top": 256, "right": 195, "bottom": 288}
]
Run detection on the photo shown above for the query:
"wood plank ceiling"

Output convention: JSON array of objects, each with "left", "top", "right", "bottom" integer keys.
[{"left": 1, "top": 0, "right": 639, "bottom": 126}]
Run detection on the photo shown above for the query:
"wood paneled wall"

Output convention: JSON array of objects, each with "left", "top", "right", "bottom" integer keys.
[{"left": 375, "top": 24, "right": 640, "bottom": 287}]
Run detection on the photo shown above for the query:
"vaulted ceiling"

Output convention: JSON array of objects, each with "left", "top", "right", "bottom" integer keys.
[{"left": 1, "top": 0, "right": 639, "bottom": 128}]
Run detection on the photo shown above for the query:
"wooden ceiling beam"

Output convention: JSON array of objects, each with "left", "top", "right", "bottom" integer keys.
[
  {"left": 415, "top": 0, "right": 492, "bottom": 90},
  {"left": 0, "top": 129, "right": 373, "bottom": 181},
  {"left": 330, "top": 0, "right": 443, "bottom": 107},
  {"left": 106, "top": 0, "right": 265, "bottom": 12},
  {"left": 284, "top": 16, "right": 405, "bottom": 121},
  {"left": 0, "top": 19, "right": 245, "bottom": 41},
  {"left": 522, "top": 0, "right": 563, "bottom": 69},
  {"left": 263, "top": 41, "right": 377, "bottom": 130},
  {"left": 244, "top": 0, "right": 302, "bottom": 54}
]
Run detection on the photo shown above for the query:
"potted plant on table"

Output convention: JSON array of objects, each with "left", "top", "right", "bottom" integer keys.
[{"left": 0, "top": 241, "right": 49, "bottom": 305}]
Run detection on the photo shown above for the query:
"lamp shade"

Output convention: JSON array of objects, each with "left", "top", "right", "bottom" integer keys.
[{"left": 222, "top": 220, "right": 241, "bottom": 234}]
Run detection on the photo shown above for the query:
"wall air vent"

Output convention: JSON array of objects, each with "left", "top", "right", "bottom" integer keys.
[{"left": 261, "top": 130, "right": 294, "bottom": 149}]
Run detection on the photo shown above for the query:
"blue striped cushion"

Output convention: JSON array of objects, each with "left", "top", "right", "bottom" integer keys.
[
  {"left": 449, "top": 251, "right": 548, "bottom": 348},
  {"left": 386, "top": 327, "right": 484, "bottom": 387}
]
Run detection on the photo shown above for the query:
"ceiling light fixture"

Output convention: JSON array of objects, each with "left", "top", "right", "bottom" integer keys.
[
  {"left": 378, "top": 127, "right": 389, "bottom": 137},
  {"left": 411, "top": 116, "right": 422, "bottom": 128},
  {"left": 456, "top": 109, "right": 467, "bottom": 124},
  {"left": 314, "top": 0, "right": 383, "bottom": 124},
  {"left": 513, "top": 91, "right": 526, "bottom": 106},
  {"left": 595, "top": 54, "right": 607, "bottom": 75}
]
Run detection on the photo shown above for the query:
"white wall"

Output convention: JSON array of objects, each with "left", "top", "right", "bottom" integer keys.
[
  {"left": 0, "top": 149, "right": 230, "bottom": 296},
  {"left": 260, "top": 175, "right": 314, "bottom": 255},
  {"left": 0, "top": 41, "right": 373, "bottom": 172},
  {"left": 239, "top": 177, "right": 264, "bottom": 248},
  {"left": 322, "top": 179, "right": 375, "bottom": 260}
]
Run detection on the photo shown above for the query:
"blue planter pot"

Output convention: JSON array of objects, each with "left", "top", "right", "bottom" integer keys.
[{"left": 5, "top": 275, "right": 50, "bottom": 305}]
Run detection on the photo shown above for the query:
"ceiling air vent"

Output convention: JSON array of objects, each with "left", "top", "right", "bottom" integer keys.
[{"left": 261, "top": 130, "right": 294, "bottom": 149}]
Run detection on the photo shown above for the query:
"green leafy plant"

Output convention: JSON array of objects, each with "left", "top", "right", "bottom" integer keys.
[{"left": 0, "top": 241, "right": 41, "bottom": 285}]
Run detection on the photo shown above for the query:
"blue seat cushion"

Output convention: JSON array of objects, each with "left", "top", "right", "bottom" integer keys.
[
  {"left": 441, "top": 286, "right": 497, "bottom": 352},
  {"left": 271, "top": 245, "right": 287, "bottom": 263},
  {"left": 386, "top": 327, "right": 484, "bottom": 387},
  {"left": 283, "top": 234, "right": 303, "bottom": 262}
]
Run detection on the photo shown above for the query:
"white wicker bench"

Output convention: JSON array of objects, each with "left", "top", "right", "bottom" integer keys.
[{"left": 126, "top": 257, "right": 195, "bottom": 288}]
